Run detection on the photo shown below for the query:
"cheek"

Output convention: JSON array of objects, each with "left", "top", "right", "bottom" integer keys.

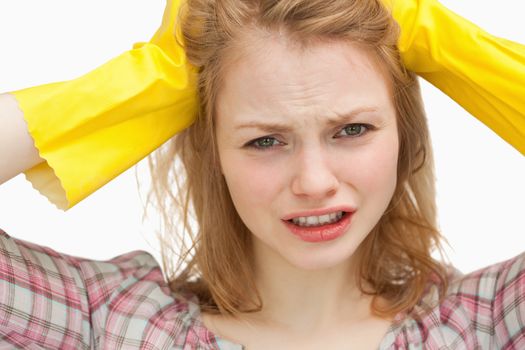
[
  {"left": 338, "top": 135, "right": 399, "bottom": 199},
  {"left": 221, "top": 152, "right": 285, "bottom": 214}
]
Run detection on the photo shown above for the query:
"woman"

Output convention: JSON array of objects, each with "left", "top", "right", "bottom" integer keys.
[{"left": 0, "top": 0, "right": 523, "bottom": 349}]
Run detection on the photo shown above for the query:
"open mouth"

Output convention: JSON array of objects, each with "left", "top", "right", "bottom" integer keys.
[
  {"left": 283, "top": 210, "right": 354, "bottom": 243},
  {"left": 286, "top": 211, "right": 350, "bottom": 227}
]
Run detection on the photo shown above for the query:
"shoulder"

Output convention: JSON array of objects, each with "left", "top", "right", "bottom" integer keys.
[
  {"left": 444, "top": 251, "right": 525, "bottom": 348},
  {"left": 0, "top": 229, "right": 215, "bottom": 349},
  {"left": 382, "top": 252, "right": 525, "bottom": 349},
  {"left": 86, "top": 254, "right": 215, "bottom": 349}
]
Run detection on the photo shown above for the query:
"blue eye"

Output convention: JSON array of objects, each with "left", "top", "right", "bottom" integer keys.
[
  {"left": 245, "top": 124, "right": 372, "bottom": 151},
  {"left": 246, "top": 136, "right": 282, "bottom": 150},
  {"left": 335, "top": 123, "right": 371, "bottom": 138}
]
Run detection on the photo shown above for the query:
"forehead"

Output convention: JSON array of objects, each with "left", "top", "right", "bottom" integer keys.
[{"left": 216, "top": 33, "right": 394, "bottom": 128}]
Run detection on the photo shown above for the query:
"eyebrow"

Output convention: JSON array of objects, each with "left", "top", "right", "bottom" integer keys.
[{"left": 234, "top": 106, "right": 379, "bottom": 133}]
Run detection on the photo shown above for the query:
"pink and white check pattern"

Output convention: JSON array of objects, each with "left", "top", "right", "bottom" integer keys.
[{"left": 0, "top": 229, "right": 523, "bottom": 349}]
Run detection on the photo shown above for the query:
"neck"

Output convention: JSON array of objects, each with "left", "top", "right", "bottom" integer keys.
[{"left": 246, "top": 238, "right": 374, "bottom": 333}]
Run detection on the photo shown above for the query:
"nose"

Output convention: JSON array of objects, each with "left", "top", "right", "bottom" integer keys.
[{"left": 291, "top": 144, "right": 339, "bottom": 199}]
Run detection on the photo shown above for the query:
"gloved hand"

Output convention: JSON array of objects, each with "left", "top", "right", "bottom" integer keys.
[
  {"left": 383, "top": 0, "right": 525, "bottom": 155},
  {"left": 12, "top": 0, "right": 198, "bottom": 210}
]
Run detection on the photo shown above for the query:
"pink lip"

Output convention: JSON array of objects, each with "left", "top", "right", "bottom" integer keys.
[
  {"left": 283, "top": 211, "right": 354, "bottom": 243},
  {"left": 281, "top": 205, "right": 356, "bottom": 221}
]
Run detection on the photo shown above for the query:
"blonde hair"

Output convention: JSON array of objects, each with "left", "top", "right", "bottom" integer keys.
[{"left": 146, "top": 0, "right": 449, "bottom": 318}]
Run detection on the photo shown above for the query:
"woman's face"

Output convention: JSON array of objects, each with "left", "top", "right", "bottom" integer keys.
[{"left": 216, "top": 35, "right": 399, "bottom": 271}]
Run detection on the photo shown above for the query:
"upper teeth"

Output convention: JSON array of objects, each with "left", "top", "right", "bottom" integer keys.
[{"left": 291, "top": 211, "right": 344, "bottom": 227}]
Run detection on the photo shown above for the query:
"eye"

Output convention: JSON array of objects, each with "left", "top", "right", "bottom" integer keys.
[
  {"left": 334, "top": 123, "right": 372, "bottom": 138},
  {"left": 245, "top": 136, "right": 283, "bottom": 150}
]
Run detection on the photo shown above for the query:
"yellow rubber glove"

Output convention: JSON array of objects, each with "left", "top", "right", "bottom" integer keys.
[
  {"left": 12, "top": 0, "right": 198, "bottom": 210},
  {"left": 384, "top": 0, "right": 525, "bottom": 154}
]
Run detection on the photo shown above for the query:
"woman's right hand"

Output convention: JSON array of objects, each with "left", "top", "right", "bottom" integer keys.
[
  {"left": 0, "top": 0, "right": 188, "bottom": 188},
  {"left": 4, "top": 0, "right": 198, "bottom": 210}
]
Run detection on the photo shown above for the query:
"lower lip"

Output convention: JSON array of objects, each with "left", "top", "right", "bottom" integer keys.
[{"left": 283, "top": 212, "right": 354, "bottom": 243}]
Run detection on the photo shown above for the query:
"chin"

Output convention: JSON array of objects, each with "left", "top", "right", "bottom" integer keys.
[{"left": 282, "top": 240, "right": 362, "bottom": 271}]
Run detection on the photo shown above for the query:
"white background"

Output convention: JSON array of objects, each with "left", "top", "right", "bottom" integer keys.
[{"left": 0, "top": 1, "right": 523, "bottom": 274}]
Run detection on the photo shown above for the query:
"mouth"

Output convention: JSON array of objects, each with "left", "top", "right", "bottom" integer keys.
[
  {"left": 285, "top": 210, "right": 350, "bottom": 227},
  {"left": 282, "top": 210, "right": 355, "bottom": 243}
]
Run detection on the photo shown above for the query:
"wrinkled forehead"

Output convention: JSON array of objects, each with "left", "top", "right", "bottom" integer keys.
[{"left": 214, "top": 31, "right": 395, "bottom": 129}]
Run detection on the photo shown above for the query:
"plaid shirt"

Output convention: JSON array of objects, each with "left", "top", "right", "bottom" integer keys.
[{"left": 0, "top": 229, "right": 523, "bottom": 349}]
